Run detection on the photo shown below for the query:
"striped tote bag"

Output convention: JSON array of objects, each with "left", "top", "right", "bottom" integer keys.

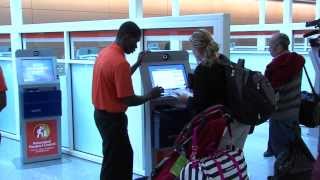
[{"left": 180, "top": 148, "right": 248, "bottom": 180}]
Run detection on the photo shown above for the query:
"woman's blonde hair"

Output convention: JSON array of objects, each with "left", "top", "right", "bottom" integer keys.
[{"left": 190, "top": 29, "right": 219, "bottom": 65}]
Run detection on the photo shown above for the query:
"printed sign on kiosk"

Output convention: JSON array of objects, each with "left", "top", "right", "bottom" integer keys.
[{"left": 16, "top": 49, "right": 62, "bottom": 163}]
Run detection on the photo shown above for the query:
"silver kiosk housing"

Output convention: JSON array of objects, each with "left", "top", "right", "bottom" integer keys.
[
  {"left": 16, "top": 49, "right": 62, "bottom": 163},
  {"left": 140, "top": 51, "right": 191, "bottom": 175}
]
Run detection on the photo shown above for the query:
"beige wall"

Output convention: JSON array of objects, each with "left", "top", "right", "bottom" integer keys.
[
  {"left": 0, "top": 0, "right": 316, "bottom": 25},
  {"left": 266, "top": 0, "right": 283, "bottom": 24},
  {"left": 0, "top": 0, "right": 11, "bottom": 25},
  {"left": 293, "top": 2, "right": 315, "bottom": 23},
  {"left": 143, "top": 0, "right": 172, "bottom": 17},
  {"left": 22, "top": 0, "right": 128, "bottom": 24},
  {"left": 180, "top": 0, "right": 259, "bottom": 25}
]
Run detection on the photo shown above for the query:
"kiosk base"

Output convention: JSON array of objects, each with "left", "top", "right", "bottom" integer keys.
[{"left": 151, "top": 106, "right": 190, "bottom": 163}]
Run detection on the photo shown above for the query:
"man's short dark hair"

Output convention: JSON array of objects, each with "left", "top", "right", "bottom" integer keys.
[
  {"left": 117, "top": 21, "right": 141, "bottom": 39},
  {"left": 277, "top": 33, "right": 290, "bottom": 50}
]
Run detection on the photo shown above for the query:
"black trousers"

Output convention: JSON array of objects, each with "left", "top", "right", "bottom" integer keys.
[{"left": 94, "top": 109, "right": 133, "bottom": 180}]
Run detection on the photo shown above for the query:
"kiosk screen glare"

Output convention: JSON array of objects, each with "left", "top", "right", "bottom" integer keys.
[
  {"left": 148, "top": 64, "right": 187, "bottom": 90},
  {"left": 22, "top": 59, "right": 55, "bottom": 83}
]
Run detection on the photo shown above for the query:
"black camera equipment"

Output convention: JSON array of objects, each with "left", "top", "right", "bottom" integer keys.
[
  {"left": 306, "top": 19, "right": 320, "bottom": 27},
  {"left": 303, "top": 18, "right": 320, "bottom": 49},
  {"left": 303, "top": 19, "right": 320, "bottom": 38}
]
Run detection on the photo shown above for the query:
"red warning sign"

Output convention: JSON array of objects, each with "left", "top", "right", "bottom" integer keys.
[{"left": 26, "top": 120, "right": 58, "bottom": 158}]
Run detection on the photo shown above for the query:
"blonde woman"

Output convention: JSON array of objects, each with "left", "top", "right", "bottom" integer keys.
[
  {"left": 184, "top": 29, "right": 228, "bottom": 113},
  {"left": 179, "top": 29, "right": 250, "bottom": 149}
]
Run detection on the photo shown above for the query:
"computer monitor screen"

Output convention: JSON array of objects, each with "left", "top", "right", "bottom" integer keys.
[
  {"left": 148, "top": 64, "right": 187, "bottom": 90},
  {"left": 21, "top": 59, "right": 55, "bottom": 83}
]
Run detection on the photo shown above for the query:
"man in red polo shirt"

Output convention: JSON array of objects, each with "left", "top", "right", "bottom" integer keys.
[
  {"left": 92, "top": 21, "right": 163, "bottom": 180},
  {"left": 0, "top": 66, "right": 7, "bottom": 143}
]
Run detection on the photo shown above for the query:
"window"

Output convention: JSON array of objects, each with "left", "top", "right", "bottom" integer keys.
[
  {"left": 70, "top": 31, "right": 116, "bottom": 60},
  {"left": 22, "top": 33, "right": 65, "bottom": 59},
  {"left": 230, "top": 38, "right": 257, "bottom": 50},
  {"left": 293, "top": 30, "right": 311, "bottom": 52},
  {"left": 146, "top": 41, "right": 170, "bottom": 51},
  {"left": 230, "top": 31, "right": 278, "bottom": 51},
  {"left": 144, "top": 27, "right": 213, "bottom": 69},
  {"left": 0, "top": 34, "right": 11, "bottom": 57}
]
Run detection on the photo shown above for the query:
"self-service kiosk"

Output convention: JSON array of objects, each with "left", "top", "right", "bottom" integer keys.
[
  {"left": 16, "top": 49, "right": 62, "bottom": 163},
  {"left": 140, "top": 51, "right": 192, "bottom": 175}
]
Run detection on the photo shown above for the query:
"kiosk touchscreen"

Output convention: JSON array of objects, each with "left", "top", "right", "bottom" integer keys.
[
  {"left": 16, "top": 49, "right": 61, "bottom": 164},
  {"left": 148, "top": 64, "right": 188, "bottom": 96},
  {"left": 20, "top": 59, "right": 56, "bottom": 83},
  {"left": 140, "top": 51, "right": 191, "bottom": 175}
]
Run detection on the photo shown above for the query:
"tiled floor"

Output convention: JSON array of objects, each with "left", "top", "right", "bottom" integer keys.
[{"left": 0, "top": 122, "right": 318, "bottom": 180}]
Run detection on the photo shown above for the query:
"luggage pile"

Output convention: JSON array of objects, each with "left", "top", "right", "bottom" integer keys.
[{"left": 151, "top": 105, "right": 249, "bottom": 180}]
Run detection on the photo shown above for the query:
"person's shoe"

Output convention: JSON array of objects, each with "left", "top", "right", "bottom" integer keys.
[{"left": 263, "top": 150, "right": 273, "bottom": 157}]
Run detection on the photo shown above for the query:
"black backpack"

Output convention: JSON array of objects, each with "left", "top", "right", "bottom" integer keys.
[{"left": 220, "top": 55, "right": 276, "bottom": 125}]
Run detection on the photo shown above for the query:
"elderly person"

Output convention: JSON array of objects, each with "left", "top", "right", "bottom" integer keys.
[{"left": 264, "top": 33, "right": 305, "bottom": 157}]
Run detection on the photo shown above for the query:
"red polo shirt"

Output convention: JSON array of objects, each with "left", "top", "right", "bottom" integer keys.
[
  {"left": 0, "top": 67, "right": 7, "bottom": 92},
  {"left": 92, "top": 43, "right": 134, "bottom": 112}
]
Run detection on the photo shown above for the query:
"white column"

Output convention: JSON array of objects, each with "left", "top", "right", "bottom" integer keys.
[
  {"left": 9, "top": 0, "right": 23, "bottom": 139},
  {"left": 63, "top": 31, "right": 74, "bottom": 149},
  {"left": 172, "top": 0, "right": 180, "bottom": 17},
  {"left": 257, "top": 36, "right": 265, "bottom": 51},
  {"left": 170, "top": 38, "right": 180, "bottom": 50},
  {"left": 283, "top": 0, "right": 292, "bottom": 24},
  {"left": 316, "top": 0, "right": 320, "bottom": 19},
  {"left": 259, "top": 0, "right": 266, "bottom": 25},
  {"left": 129, "top": 0, "right": 143, "bottom": 19},
  {"left": 281, "top": 0, "right": 293, "bottom": 51}
]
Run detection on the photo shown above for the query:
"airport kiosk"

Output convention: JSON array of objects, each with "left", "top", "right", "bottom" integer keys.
[
  {"left": 140, "top": 51, "right": 192, "bottom": 175},
  {"left": 16, "top": 49, "right": 62, "bottom": 163}
]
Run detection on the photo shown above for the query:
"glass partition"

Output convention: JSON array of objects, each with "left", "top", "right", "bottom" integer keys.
[
  {"left": 230, "top": 31, "right": 278, "bottom": 51},
  {"left": 22, "top": 32, "right": 65, "bottom": 59},
  {"left": 71, "top": 64, "right": 101, "bottom": 155},
  {"left": 146, "top": 41, "right": 170, "bottom": 51},
  {"left": 0, "top": 34, "right": 11, "bottom": 57},
  {"left": 70, "top": 31, "right": 116, "bottom": 60},
  {"left": 144, "top": 27, "right": 213, "bottom": 70},
  {"left": 293, "top": 30, "right": 311, "bottom": 52},
  {"left": 231, "top": 38, "right": 258, "bottom": 51}
]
